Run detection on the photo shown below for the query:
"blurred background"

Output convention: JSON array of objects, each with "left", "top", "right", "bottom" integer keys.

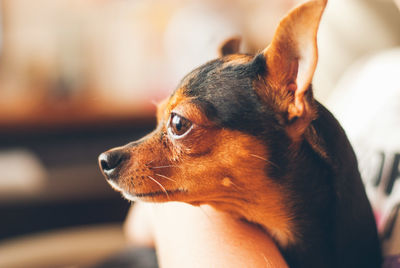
[{"left": 0, "top": 0, "right": 399, "bottom": 267}]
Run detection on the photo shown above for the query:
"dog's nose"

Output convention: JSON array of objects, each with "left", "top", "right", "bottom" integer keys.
[{"left": 98, "top": 150, "right": 126, "bottom": 178}]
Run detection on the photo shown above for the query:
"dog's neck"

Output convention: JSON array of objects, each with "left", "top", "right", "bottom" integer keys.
[{"left": 206, "top": 112, "right": 338, "bottom": 250}]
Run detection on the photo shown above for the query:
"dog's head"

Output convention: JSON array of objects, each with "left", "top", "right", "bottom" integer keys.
[{"left": 99, "top": 0, "right": 327, "bottom": 245}]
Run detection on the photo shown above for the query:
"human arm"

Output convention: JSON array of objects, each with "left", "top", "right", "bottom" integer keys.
[{"left": 124, "top": 202, "right": 288, "bottom": 268}]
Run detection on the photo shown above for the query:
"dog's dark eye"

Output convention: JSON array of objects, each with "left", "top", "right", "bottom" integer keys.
[{"left": 168, "top": 113, "right": 192, "bottom": 138}]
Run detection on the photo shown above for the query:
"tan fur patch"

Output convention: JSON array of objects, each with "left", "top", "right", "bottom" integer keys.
[
  {"left": 156, "top": 98, "right": 169, "bottom": 123},
  {"left": 221, "top": 177, "right": 232, "bottom": 187},
  {"left": 221, "top": 54, "right": 253, "bottom": 68}
]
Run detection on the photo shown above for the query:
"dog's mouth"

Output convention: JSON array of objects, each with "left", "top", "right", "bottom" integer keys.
[
  {"left": 121, "top": 188, "right": 188, "bottom": 202},
  {"left": 105, "top": 176, "right": 187, "bottom": 201}
]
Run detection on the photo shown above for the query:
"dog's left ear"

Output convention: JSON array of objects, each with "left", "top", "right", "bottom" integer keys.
[
  {"left": 262, "top": 0, "right": 327, "bottom": 140},
  {"left": 219, "top": 36, "right": 241, "bottom": 57}
]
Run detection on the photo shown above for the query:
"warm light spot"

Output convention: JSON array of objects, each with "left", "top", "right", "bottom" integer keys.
[{"left": 222, "top": 177, "right": 232, "bottom": 187}]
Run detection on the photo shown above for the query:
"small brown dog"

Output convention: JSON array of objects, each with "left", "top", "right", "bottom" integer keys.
[{"left": 99, "top": 0, "right": 382, "bottom": 266}]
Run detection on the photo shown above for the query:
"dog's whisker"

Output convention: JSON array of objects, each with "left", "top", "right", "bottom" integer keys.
[
  {"left": 146, "top": 159, "right": 156, "bottom": 165},
  {"left": 249, "top": 154, "right": 279, "bottom": 169},
  {"left": 146, "top": 175, "right": 169, "bottom": 200},
  {"left": 261, "top": 253, "right": 271, "bottom": 265},
  {"left": 150, "top": 165, "right": 180, "bottom": 169},
  {"left": 155, "top": 173, "right": 176, "bottom": 182},
  {"left": 229, "top": 180, "right": 241, "bottom": 192},
  {"left": 249, "top": 153, "right": 268, "bottom": 161}
]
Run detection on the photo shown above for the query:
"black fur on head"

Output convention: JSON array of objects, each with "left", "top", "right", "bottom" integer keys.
[
  {"left": 181, "top": 54, "right": 279, "bottom": 136},
  {"left": 176, "top": 53, "right": 292, "bottom": 179}
]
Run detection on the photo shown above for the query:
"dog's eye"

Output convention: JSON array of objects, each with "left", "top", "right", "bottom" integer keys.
[{"left": 168, "top": 113, "right": 193, "bottom": 138}]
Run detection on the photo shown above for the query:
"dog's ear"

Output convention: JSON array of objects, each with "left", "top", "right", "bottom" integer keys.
[
  {"left": 219, "top": 36, "right": 241, "bottom": 57},
  {"left": 262, "top": 0, "right": 327, "bottom": 140}
]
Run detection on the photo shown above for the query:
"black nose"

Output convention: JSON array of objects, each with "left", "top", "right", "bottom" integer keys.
[{"left": 98, "top": 150, "right": 126, "bottom": 177}]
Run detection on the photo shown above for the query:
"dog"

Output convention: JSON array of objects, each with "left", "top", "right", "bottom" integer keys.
[{"left": 98, "top": 0, "right": 382, "bottom": 266}]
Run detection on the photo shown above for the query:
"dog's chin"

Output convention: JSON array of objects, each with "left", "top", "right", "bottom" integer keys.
[
  {"left": 105, "top": 179, "right": 138, "bottom": 201},
  {"left": 106, "top": 179, "right": 123, "bottom": 192},
  {"left": 106, "top": 178, "right": 189, "bottom": 203},
  {"left": 122, "top": 191, "right": 139, "bottom": 202}
]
